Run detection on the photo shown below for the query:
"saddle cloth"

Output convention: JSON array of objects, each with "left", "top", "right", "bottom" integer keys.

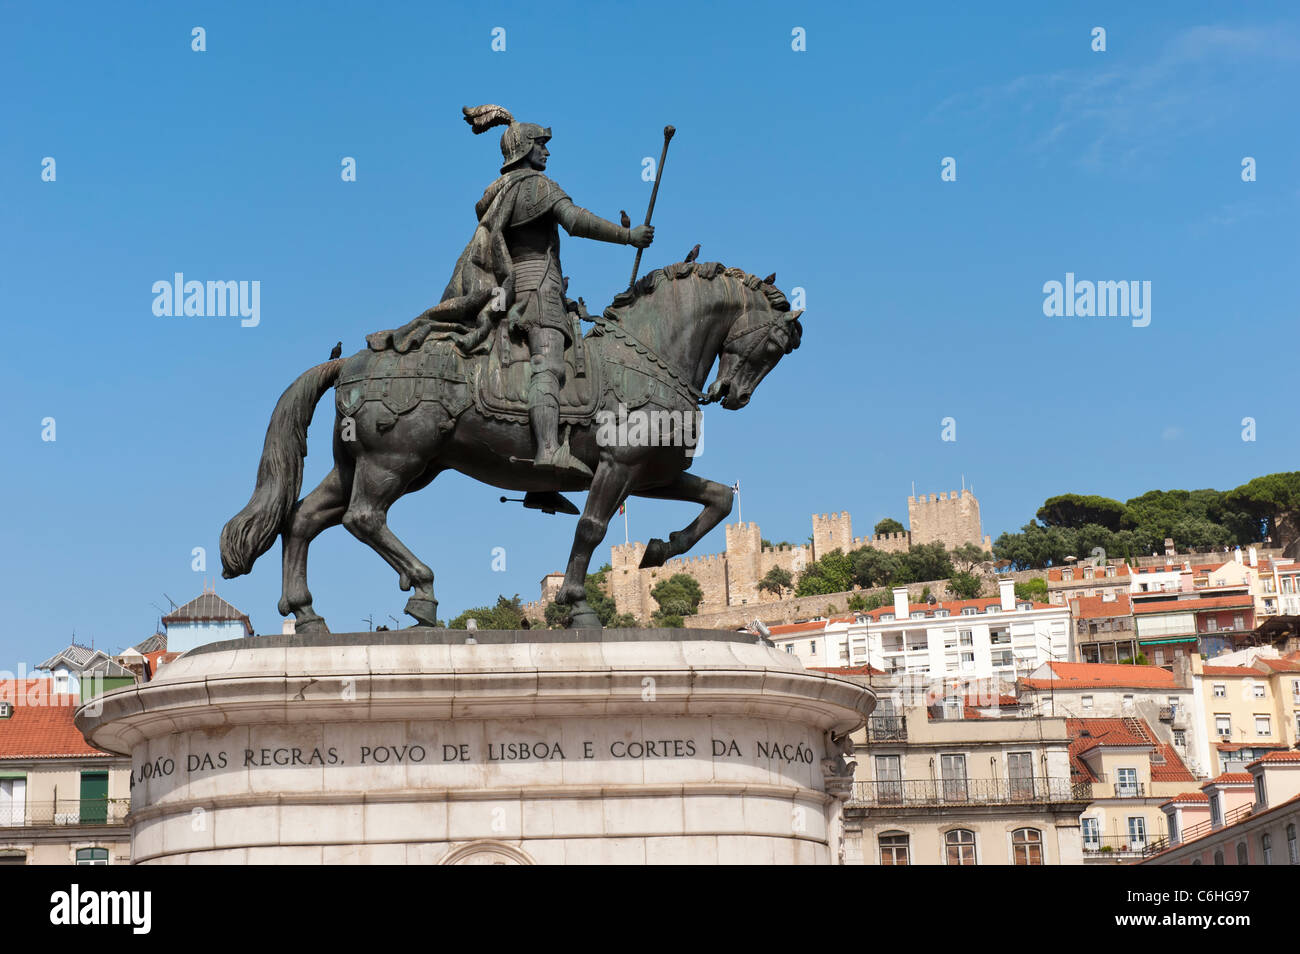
[{"left": 474, "top": 319, "right": 602, "bottom": 423}]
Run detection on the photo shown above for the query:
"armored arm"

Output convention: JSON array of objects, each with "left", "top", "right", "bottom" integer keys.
[{"left": 553, "top": 199, "right": 631, "bottom": 244}]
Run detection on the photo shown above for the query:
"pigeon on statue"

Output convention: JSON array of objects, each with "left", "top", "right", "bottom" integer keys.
[
  {"left": 684, "top": 244, "right": 700, "bottom": 263},
  {"left": 620, "top": 210, "right": 631, "bottom": 228},
  {"left": 329, "top": 341, "right": 343, "bottom": 360}
]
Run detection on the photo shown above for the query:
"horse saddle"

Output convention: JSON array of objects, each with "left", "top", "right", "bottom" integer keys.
[{"left": 474, "top": 319, "right": 602, "bottom": 423}]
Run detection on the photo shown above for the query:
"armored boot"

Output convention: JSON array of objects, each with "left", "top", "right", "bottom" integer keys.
[{"left": 528, "top": 372, "right": 593, "bottom": 479}]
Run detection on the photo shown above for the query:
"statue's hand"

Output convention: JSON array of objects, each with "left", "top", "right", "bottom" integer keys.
[{"left": 629, "top": 224, "right": 654, "bottom": 249}]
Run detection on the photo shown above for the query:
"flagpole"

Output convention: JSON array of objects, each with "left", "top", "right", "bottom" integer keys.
[
  {"left": 732, "top": 481, "right": 741, "bottom": 524},
  {"left": 624, "top": 502, "right": 629, "bottom": 545}
]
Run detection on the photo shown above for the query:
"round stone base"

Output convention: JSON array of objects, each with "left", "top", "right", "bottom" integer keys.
[{"left": 76, "top": 628, "right": 873, "bottom": 864}]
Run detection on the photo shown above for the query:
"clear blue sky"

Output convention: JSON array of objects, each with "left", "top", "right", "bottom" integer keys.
[{"left": 2, "top": 2, "right": 1297, "bottom": 662}]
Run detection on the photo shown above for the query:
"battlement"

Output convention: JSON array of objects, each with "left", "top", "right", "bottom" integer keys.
[
  {"left": 663, "top": 552, "right": 728, "bottom": 570},
  {"left": 907, "top": 489, "right": 975, "bottom": 505}
]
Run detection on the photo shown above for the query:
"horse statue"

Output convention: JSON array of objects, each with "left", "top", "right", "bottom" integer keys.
[{"left": 219, "top": 260, "right": 803, "bottom": 632}]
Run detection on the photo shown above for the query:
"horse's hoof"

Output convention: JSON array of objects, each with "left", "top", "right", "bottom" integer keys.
[
  {"left": 405, "top": 596, "right": 440, "bottom": 627},
  {"left": 639, "top": 538, "right": 669, "bottom": 568},
  {"left": 296, "top": 615, "right": 330, "bottom": 635},
  {"left": 567, "top": 602, "right": 602, "bottom": 629}
]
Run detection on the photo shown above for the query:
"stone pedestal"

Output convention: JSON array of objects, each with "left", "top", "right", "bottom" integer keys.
[{"left": 76, "top": 629, "right": 873, "bottom": 865}]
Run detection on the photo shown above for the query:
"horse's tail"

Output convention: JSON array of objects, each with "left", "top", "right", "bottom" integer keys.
[{"left": 220, "top": 359, "right": 344, "bottom": 578}]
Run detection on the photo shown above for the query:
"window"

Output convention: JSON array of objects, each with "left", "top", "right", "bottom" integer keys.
[
  {"left": 1262, "top": 833, "right": 1273, "bottom": 865},
  {"left": 1253, "top": 684, "right": 1265, "bottom": 699},
  {"left": 1255, "top": 774, "right": 1267, "bottom": 808},
  {"left": 1008, "top": 752, "right": 1034, "bottom": 800},
  {"left": 1295, "top": 712, "right": 1300, "bottom": 739},
  {"left": 1256, "top": 715, "right": 1271, "bottom": 737},
  {"left": 875, "top": 755, "right": 902, "bottom": 805},
  {"left": 1123, "top": 694, "right": 1135, "bottom": 710},
  {"left": 1234, "top": 615, "right": 1244, "bottom": 631},
  {"left": 991, "top": 650, "right": 1012, "bottom": 667},
  {"left": 1214, "top": 849, "right": 1225, "bottom": 865},
  {"left": 0, "top": 778, "right": 26, "bottom": 827},
  {"left": 74, "top": 848, "right": 108, "bottom": 866},
  {"left": 1082, "top": 695, "right": 1094, "bottom": 710},
  {"left": 879, "top": 831, "right": 910, "bottom": 865},
  {"left": 959, "top": 630, "right": 973, "bottom": 646},
  {"left": 1210, "top": 794, "right": 1223, "bottom": 828},
  {"left": 1213, "top": 683, "right": 1226, "bottom": 698},
  {"left": 1237, "top": 842, "right": 1249, "bottom": 865},
  {"left": 1127, "top": 816, "right": 1147, "bottom": 848},
  {"left": 1116, "top": 767, "right": 1139, "bottom": 798},
  {"left": 961, "top": 607, "right": 976, "bottom": 616},
  {"left": 1216, "top": 714, "right": 1232, "bottom": 738},
  {"left": 935, "top": 609, "right": 949, "bottom": 618},
  {"left": 1289, "top": 824, "right": 1298, "bottom": 865},
  {"left": 1012, "top": 828, "right": 1043, "bottom": 865},
  {"left": 809, "top": 641, "right": 816, "bottom": 654},
  {"left": 1168, "top": 812, "right": 1179, "bottom": 844},
  {"left": 1154, "top": 649, "right": 1165, "bottom": 666},
  {"left": 910, "top": 611, "right": 925, "bottom": 619},
  {"left": 1292, "top": 678, "right": 1300, "bottom": 699},
  {"left": 960, "top": 652, "right": 974, "bottom": 671},
  {"left": 784, "top": 644, "right": 793, "bottom": 654},
  {"left": 945, "top": 829, "right": 976, "bottom": 865},
  {"left": 940, "top": 754, "right": 967, "bottom": 801},
  {"left": 880, "top": 614, "right": 894, "bottom": 621},
  {"left": 1082, "top": 817, "right": 1100, "bottom": 850},
  {"left": 1173, "top": 729, "right": 1186, "bottom": 747}
]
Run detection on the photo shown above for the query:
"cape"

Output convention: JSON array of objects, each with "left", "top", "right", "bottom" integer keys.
[{"left": 366, "top": 170, "right": 567, "bottom": 354}]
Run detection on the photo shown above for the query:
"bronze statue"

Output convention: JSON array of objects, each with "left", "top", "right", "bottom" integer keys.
[{"left": 220, "top": 106, "right": 802, "bottom": 632}]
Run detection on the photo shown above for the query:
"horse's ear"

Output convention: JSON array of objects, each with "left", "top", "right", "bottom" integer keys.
[{"left": 786, "top": 309, "right": 804, "bottom": 322}]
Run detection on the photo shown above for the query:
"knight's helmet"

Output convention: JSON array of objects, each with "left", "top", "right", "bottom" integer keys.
[{"left": 463, "top": 104, "right": 551, "bottom": 173}]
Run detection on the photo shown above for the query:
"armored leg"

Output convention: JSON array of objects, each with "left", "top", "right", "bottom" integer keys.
[{"left": 527, "top": 325, "right": 592, "bottom": 479}]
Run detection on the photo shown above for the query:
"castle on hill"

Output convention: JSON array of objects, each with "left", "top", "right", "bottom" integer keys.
[{"left": 526, "top": 488, "right": 993, "bottom": 623}]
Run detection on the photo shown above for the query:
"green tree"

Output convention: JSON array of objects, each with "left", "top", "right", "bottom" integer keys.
[
  {"left": 758, "top": 566, "right": 794, "bottom": 598},
  {"left": 650, "top": 573, "right": 704, "bottom": 624},
  {"left": 1225, "top": 473, "right": 1300, "bottom": 546},
  {"left": 898, "top": 542, "right": 953, "bottom": 583},
  {"left": 946, "top": 571, "right": 983, "bottom": 600},
  {"left": 850, "top": 547, "right": 902, "bottom": 588},
  {"left": 874, "top": 517, "right": 905, "bottom": 536},
  {"left": 1015, "top": 577, "right": 1048, "bottom": 602},
  {"left": 1037, "top": 494, "right": 1128, "bottom": 531},
  {"left": 449, "top": 594, "right": 527, "bottom": 630},
  {"left": 795, "top": 548, "right": 855, "bottom": 596},
  {"left": 949, "top": 542, "right": 992, "bottom": 572}
]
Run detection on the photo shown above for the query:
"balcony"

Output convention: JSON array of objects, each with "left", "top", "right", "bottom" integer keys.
[
  {"left": 1083, "top": 835, "right": 1164, "bottom": 858},
  {"left": 864, "top": 715, "right": 907, "bottom": 742},
  {"left": 849, "top": 777, "right": 1089, "bottom": 807},
  {"left": 0, "top": 798, "right": 130, "bottom": 828},
  {"left": 1112, "top": 782, "right": 1146, "bottom": 798}
]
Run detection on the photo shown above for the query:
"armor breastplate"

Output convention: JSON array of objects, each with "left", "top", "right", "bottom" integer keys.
[{"left": 507, "top": 217, "right": 561, "bottom": 293}]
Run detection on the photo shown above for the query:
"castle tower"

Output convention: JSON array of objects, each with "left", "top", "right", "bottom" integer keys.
[
  {"left": 811, "top": 512, "right": 853, "bottom": 561},
  {"left": 907, "top": 489, "right": 987, "bottom": 550},
  {"left": 725, "top": 522, "right": 762, "bottom": 606}
]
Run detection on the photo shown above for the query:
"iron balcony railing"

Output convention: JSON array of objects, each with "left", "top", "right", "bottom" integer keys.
[
  {"left": 1083, "top": 835, "right": 1163, "bottom": 857},
  {"left": 1113, "top": 782, "right": 1146, "bottom": 798},
  {"left": 1177, "top": 802, "right": 1255, "bottom": 846},
  {"left": 0, "top": 798, "right": 130, "bottom": 828},
  {"left": 864, "top": 716, "right": 907, "bottom": 742},
  {"left": 850, "top": 777, "right": 1089, "bottom": 807}
]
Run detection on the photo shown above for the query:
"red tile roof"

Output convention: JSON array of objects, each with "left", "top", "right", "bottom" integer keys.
[
  {"left": 768, "top": 620, "right": 826, "bottom": 636},
  {"left": 1255, "top": 655, "right": 1300, "bottom": 673},
  {"left": 1203, "top": 665, "right": 1257, "bottom": 677},
  {"left": 1246, "top": 751, "right": 1300, "bottom": 767},
  {"left": 1216, "top": 742, "right": 1289, "bottom": 752},
  {"left": 1202, "top": 772, "right": 1255, "bottom": 787},
  {"left": 1065, "top": 717, "right": 1194, "bottom": 784},
  {"left": 1047, "top": 565, "right": 1131, "bottom": 582},
  {"left": 0, "top": 680, "right": 114, "bottom": 760},
  {"left": 1133, "top": 595, "right": 1254, "bottom": 614},
  {"left": 1021, "top": 661, "right": 1175, "bottom": 690},
  {"left": 858, "top": 597, "right": 1056, "bottom": 622},
  {"left": 1162, "top": 791, "right": 1210, "bottom": 804},
  {"left": 1070, "top": 593, "right": 1133, "bottom": 619}
]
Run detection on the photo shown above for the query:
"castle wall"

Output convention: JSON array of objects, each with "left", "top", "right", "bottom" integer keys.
[{"left": 537, "top": 489, "right": 996, "bottom": 624}]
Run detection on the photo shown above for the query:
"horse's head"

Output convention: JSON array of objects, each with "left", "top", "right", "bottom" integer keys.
[{"left": 702, "top": 279, "right": 803, "bottom": 410}]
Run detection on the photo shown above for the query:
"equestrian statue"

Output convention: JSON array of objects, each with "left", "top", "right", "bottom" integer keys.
[{"left": 220, "top": 105, "right": 803, "bottom": 631}]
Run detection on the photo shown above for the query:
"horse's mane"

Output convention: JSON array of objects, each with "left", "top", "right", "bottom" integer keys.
[{"left": 602, "top": 261, "right": 791, "bottom": 320}]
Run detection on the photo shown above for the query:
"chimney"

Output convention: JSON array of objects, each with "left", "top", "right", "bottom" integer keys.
[
  {"left": 1234, "top": 546, "right": 1243, "bottom": 565},
  {"left": 1249, "top": 546, "right": 1258, "bottom": 568},
  {"left": 282, "top": 619, "right": 296, "bottom": 635},
  {"left": 999, "top": 578, "right": 1016, "bottom": 612},
  {"left": 893, "top": 587, "right": 909, "bottom": 619}
]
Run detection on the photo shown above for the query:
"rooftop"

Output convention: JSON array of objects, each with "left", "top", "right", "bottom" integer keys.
[
  {"left": 0, "top": 680, "right": 115, "bottom": 760},
  {"left": 1021, "top": 661, "right": 1175, "bottom": 690},
  {"left": 162, "top": 590, "right": 253, "bottom": 634}
]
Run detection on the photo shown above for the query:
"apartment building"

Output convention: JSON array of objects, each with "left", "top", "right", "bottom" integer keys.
[
  {"left": 1067, "top": 717, "right": 1199, "bottom": 862},
  {"left": 1188, "top": 651, "right": 1300, "bottom": 776},
  {"left": 1046, "top": 562, "right": 1131, "bottom": 607},
  {"left": 842, "top": 701, "right": 1089, "bottom": 865},
  {"left": 1071, "top": 593, "right": 1136, "bottom": 663},
  {"left": 1142, "top": 752, "right": 1300, "bottom": 865},
  {"left": 0, "top": 679, "right": 130, "bottom": 865}
]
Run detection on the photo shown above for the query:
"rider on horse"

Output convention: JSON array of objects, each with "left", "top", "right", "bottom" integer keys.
[{"left": 430, "top": 104, "right": 656, "bottom": 480}]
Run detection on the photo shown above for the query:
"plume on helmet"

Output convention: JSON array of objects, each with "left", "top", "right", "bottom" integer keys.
[{"left": 463, "top": 104, "right": 515, "bottom": 134}]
